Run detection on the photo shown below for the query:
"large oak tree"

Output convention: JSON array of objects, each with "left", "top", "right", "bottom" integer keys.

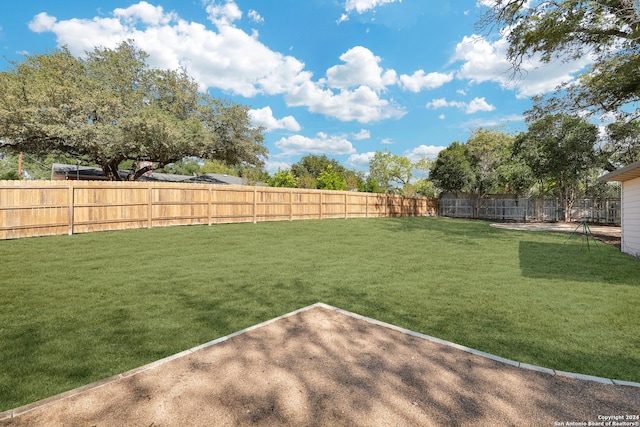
[
  {"left": 479, "top": 0, "right": 640, "bottom": 120},
  {"left": 0, "top": 41, "right": 266, "bottom": 180}
]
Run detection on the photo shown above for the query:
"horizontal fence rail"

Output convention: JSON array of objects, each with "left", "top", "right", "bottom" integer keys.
[
  {"left": 0, "top": 181, "right": 437, "bottom": 240},
  {"left": 438, "top": 195, "right": 621, "bottom": 225}
]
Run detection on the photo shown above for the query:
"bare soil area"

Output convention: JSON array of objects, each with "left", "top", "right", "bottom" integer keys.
[
  {"left": 491, "top": 222, "right": 622, "bottom": 249},
  {"left": 1, "top": 304, "right": 638, "bottom": 426}
]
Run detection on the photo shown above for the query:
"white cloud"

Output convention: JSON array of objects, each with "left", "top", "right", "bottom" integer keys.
[
  {"left": 426, "top": 98, "right": 465, "bottom": 109},
  {"left": 348, "top": 152, "right": 376, "bottom": 168},
  {"left": 352, "top": 129, "right": 371, "bottom": 140},
  {"left": 28, "top": 2, "right": 406, "bottom": 124},
  {"left": 599, "top": 111, "right": 619, "bottom": 124},
  {"left": 399, "top": 70, "right": 453, "bottom": 92},
  {"left": 28, "top": 3, "right": 307, "bottom": 98},
  {"left": 28, "top": 13, "right": 57, "bottom": 32},
  {"left": 452, "top": 34, "right": 592, "bottom": 98},
  {"left": 248, "top": 10, "right": 264, "bottom": 23},
  {"left": 283, "top": 46, "right": 405, "bottom": 123},
  {"left": 345, "top": 0, "right": 401, "bottom": 14},
  {"left": 438, "top": 114, "right": 446, "bottom": 120},
  {"left": 461, "top": 114, "right": 524, "bottom": 129},
  {"left": 405, "top": 145, "right": 446, "bottom": 161},
  {"left": 475, "top": 0, "right": 498, "bottom": 7},
  {"left": 275, "top": 132, "right": 356, "bottom": 156},
  {"left": 286, "top": 81, "right": 405, "bottom": 123},
  {"left": 426, "top": 97, "right": 495, "bottom": 114},
  {"left": 466, "top": 97, "right": 496, "bottom": 113},
  {"left": 325, "top": 46, "right": 397, "bottom": 91},
  {"left": 206, "top": 0, "right": 242, "bottom": 26},
  {"left": 249, "top": 107, "right": 301, "bottom": 132},
  {"left": 114, "top": 1, "right": 177, "bottom": 25},
  {"left": 265, "top": 160, "right": 291, "bottom": 173},
  {"left": 381, "top": 137, "right": 394, "bottom": 145}
]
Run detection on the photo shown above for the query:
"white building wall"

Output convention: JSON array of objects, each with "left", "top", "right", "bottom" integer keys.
[{"left": 622, "top": 177, "right": 640, "bottom": 257}]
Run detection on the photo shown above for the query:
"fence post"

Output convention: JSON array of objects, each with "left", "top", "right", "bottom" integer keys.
[
  {"left": 148, "top": 185, "right": 153, "bottom": 229},
  {"left": 345, "top": 193, "right": 348, "bottom": 219},
  {"left": 208, "top": 186, "right": 212, "bottom": 226},
  {"left": 253, "top": 187, "right": 257, "bottom": 224},
  {"left": 68, "top": 182, "right": 74, "bottom": 236},
  {"left": 290, "top": 190, "right": 293, "bottom": 221},
  {"left": 366, "top": 194, "right": 369, "bottom": 218}
]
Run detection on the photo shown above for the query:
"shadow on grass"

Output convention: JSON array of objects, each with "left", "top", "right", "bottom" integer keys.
[
  {"left": 380, "top": 216, "right": 504, "bottom": 239},
  {"left": 0, "top": 324, "right": 45, "bottom": 408},
  {"left": 518, "top": 240, "right": 640, "bottom": 285}
]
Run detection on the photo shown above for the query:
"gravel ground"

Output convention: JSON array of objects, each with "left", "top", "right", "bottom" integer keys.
[{"left": 1, "top": 304, "right": 638, "bottom": 426}]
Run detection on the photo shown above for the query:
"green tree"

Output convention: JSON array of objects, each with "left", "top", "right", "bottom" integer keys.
[
  {"left": 514, "top": 114, "right": 598, "bottom": 221},
  {"left": 602, "top": 119, "right": 640, "bottom": 169},
  {"left": 466, "top": 128, "right": 514, "bottom": 196},
  {"left": 414, "top": 179, "right": 437, "bottom": 198},
  {"left": 316, "top": 165, "right": 347, "bottom": 191},
  {"left": 291, "top": 155, "right": 343, "bottom": 189},
  {"left": 495, "top": 157, "right": 535, "bottom": 197},
  {"left": 268, "top": 169, "right": 296, "bottom": 188},
  {"left": 200, "top": 159, "right": 238, "bottom": 175},
  {"left": 237, "top": 165, "right": 270, "bottom": 186},
  {"left": 290, "top": 154, "right": 364, "bottom": 190},
  {"left": 159, "top": 158, "right": 203, "bottom": 176},
  {"left": 0, "top": 152, "right": 79, "bottom": 180},
  {"left": 0, "top": 42, "right": 266, "bottom": 180},
  {"left": 0, "top": 153, "right": 19, "bottom": 180},
  {"left": 480, "top": 1, "right": 640, "bottom": 119},
  {"left": 343, "top": 170, "right": 365, "bottom": 191},
  {"left": 368, "top": 150, "right": 415, "bottom": 193},
  {"left": 359, "top": 175, "right": 382, "bottom": 193},
  {"left": 429, "top": 142, "right": 476, "bottom": 194},
  {"left": 291, "top": 155, "right": 342, "bottom": 178}
]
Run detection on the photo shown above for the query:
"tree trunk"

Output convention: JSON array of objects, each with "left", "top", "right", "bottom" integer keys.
[
  {"left": 562, "top": 186, "right": 575, "bottom": 223},
  {"left": 101, "top": 161, "right": 122, "bottom": 181}
]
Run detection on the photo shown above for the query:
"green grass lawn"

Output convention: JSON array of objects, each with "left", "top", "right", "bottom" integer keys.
[{"left": 1, "top": 217, "right": 639, "bottom": 411}]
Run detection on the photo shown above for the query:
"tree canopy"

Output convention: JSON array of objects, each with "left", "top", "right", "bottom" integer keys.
[
  {"left": 430, "top": 128, "right": 528, "bottom": 196},
  {"left": 479, "top": 0, "right": 640, "bottom": 120},
  {"left": 0, "top": 41, "right": 266, "bottom": 180},
  {"left": 286, "top": 154, "right": 364, "bottom": 191},
  {"left": 268, "top": 169, "right": 297, "bottom": 188},
  {"left": 368, "top": 149, "right": 425, "bottom": 194},
  {"left": 316, "top": 165, "right": 348, "bottom": 191},
  {"left": 429, "top": 142, "right": 476, "bottom": 194},
  {"left": 601, "top": 118, "right": 640, "bottom": 169},
  {"left": 514, "top": 114, "right": 598, "bottom": 220}
]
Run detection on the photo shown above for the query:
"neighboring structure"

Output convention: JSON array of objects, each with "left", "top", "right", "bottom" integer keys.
[
  {"left": 51, "top": 163, "right": 245, "bottom": 186},
  {"left": 599, "top": 160, "right": 640, "bottom": 258}
]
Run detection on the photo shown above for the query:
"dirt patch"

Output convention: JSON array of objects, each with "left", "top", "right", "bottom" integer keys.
[
  {"left": 1, "top": 305, "right": 638, "bottom": 426},
  {"left": 491, "top": 222, "right": 622, "bottom": 249}
]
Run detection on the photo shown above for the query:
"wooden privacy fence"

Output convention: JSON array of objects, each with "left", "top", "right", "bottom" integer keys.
[{"left": 0, "top": 181, "right": 437, "bottom": 240}]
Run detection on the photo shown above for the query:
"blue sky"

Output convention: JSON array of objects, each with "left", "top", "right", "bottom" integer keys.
[{"left": 0, "top": 0, "right": 592, "bottom": 173}]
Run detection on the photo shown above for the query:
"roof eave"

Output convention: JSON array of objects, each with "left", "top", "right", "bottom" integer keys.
[{"left": 598, "top": 160, "right": 640, "bottom": 182}]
